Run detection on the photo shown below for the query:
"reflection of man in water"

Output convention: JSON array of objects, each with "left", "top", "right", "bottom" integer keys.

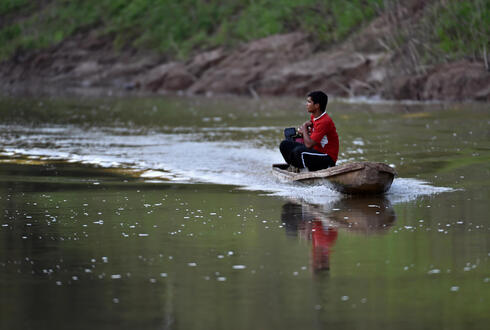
[
  {"left": 281, "top": 202, "right": 337, "bottom": 272},
  {"left": 311, "top": 220, "right": 337, "bottom": 271}
]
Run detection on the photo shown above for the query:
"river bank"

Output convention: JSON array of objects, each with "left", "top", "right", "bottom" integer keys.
[
  {"left": 2, "top": 31, "right": 488, "bottom": 102},
  {"left": 1, "top": 1, "right": 489, "bottom": 102}
]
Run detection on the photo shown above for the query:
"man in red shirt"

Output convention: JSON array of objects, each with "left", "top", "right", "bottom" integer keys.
[{"left": 280, "top": 91, "right": 339, "bottom": 171}]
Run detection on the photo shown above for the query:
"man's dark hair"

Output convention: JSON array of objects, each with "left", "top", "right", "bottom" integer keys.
[{"left": 307, "top": 91, "right": 328, "bottom": 112}]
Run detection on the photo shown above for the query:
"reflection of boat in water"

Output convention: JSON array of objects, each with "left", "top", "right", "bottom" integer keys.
[
  {"left": 272, "top": 161, "right": 396, "bottom": 194},
  {"left": 313, "top": 196, "right": 396, "bottom": 234},
  {"left": 281, "top": 196, "right": 397, "bottom": 272}
]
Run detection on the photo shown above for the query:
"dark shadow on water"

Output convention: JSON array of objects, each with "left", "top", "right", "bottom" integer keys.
[{"left": 281, "top": 196, "right": 396, "bottom": 274}]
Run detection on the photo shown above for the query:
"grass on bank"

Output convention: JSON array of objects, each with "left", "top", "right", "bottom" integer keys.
[
  {"left": 0, "top": 0, "right": 488, "bottom": 67},
  {"left": 0, "top": 0, "right": 382, "bottom": 60},
  {"left": 432, "top": 0, "right": 489, "bottom": 63},
  {"left": 384, "top": 0, "right": 489, "bottom": 72}
]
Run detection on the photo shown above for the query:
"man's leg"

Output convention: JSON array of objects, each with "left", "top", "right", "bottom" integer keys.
[
  {"left": 281, "top": 140, "right": 335, "bottom": 170},
  {"left": 289, "top": 144, "right": 309, "bottom": 168},
  {"left": 280, "top": 140, "right": 305, "bottom": 166},
  {"left": 299, "top": 152, "right": 335, "bottom": 171}
]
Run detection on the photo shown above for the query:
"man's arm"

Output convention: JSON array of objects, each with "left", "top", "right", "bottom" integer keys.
[{"left": 298, "top": 121, "right": 317, "bottom": 149}]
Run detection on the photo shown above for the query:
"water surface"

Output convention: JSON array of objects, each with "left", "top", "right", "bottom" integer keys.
[{"left": 0, "top": 95, "right": 488, "bottom": 329}]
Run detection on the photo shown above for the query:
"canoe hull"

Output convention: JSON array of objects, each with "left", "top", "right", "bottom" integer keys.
[{"left": 272, "top": 162, "right": 396, "bottom": 195}]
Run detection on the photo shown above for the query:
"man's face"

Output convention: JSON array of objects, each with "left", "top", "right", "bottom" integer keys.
[{"left": 306, "top": 97, "right": 317, "bottom": 113}]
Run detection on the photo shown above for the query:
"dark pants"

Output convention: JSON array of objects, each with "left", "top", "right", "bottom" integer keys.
[{"left": 279, "top": 140, "right": 335, "bottom": 171}]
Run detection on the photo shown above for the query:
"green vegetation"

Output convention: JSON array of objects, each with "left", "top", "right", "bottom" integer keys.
[
  {"left": 0, "top": 0, "right": 382, "bottom": 60},
  {"left": 432, "top": 0, "right": 489, "bottom": 62},
  {"left": 379, "top": 0, "right": 489, "bottom": 71},
  {"left": 0, "top": 0, "right": 488, "bottom": 64},
  {"left": 0, "top": 0, "right": 29, "bottom": 16}
]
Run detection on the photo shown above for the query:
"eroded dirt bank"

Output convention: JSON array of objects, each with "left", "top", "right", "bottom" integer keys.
[{"left": 1, "top": 17, "right": 489, "bottom": 101}]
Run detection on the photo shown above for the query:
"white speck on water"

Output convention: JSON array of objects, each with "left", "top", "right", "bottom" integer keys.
[
  {"left": 217, "top": 255, "right": 224, "bottom": 259},
  {"left": 138, "top": 233, "right": 149, "bottom": 237},
  {"left": 293, "top": 271, "right": 299, "bottom": 276},
  {"left": 112, "top": 298, "right": 119, "bottom": 303},
  {"left": 361, "top": 298, "right": 367, "bottom": 303},
  {"left": 188, "top": 262, "right": 197, "bottom": 267},
  {"left": 341, "top": 296, "right": 349, "bottom": 301},
  {"left": 72, "top": 276, "right": 78, "bottom": 281},
  {"left": 111, "top": 274, "right": 122, "bottom": 279},
  {"left": 149, "top": 278, "right": 157, "bottom": 283},
  {"left": 227, "top": 251, "right": 234, "bottom": 256},
  {"left": 450, "top": 286, "right": 459, "bottom": 292},
  {"left": 428, "top": 269, "right": 441, "bottom": 274},
  {"left": 217, "top": 277, "right": 226, "bottom": 282},
  {"left": 314, "top": 305, "right": 322, "bottom": 310},
  {"left": 102, "top": 257, "right": 108, "bottom": 263},
  {"left": 232, "top": 265, "right": 246, "bottom": 270},
  {"left": 93, "top": 220, "right": 104, "bottom": 225},
  {"left": 405, "top": 226, "right": 413, "bottom": 230},
  {"left": 56, "top": 281, "right": 62, "bottom": 286},
  {"left": 160, "top": 273, "right": 167, "bottom": 277}
]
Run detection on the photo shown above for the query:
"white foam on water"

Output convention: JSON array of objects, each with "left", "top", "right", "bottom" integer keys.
[
  {"left": 386, "top": 178, "right": 455, "bottom": 204},
  {"left": 0, "top": 124, "right": 454, "bottom": 205},
  {"left": 140, "top": 170, "right": 169, "bottom": 178}
]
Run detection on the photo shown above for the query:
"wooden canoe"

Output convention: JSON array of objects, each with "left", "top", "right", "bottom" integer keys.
[{"left": 272, "top": 161, "right": 396, "bottom": 194}]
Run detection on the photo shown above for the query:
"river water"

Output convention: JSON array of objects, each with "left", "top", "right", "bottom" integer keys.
[{"left": 0, "top": 94, "right": 488, "bottom": 329}]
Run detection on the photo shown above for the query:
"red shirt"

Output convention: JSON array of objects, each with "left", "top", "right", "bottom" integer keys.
[{"left": 309, "top": 112, "right": 339, "bottom": 162}]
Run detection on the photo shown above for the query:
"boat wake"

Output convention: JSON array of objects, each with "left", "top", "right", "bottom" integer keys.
[{"left": 0, "top": 124, "right": 454, "bottom": 205}]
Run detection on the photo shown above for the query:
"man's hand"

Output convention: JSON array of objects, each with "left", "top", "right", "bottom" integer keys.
[
  {"left": 298, "top": 121, "right": 312, "bottom": 136},
  {"left": 298, "top": 120, "right": 316, "bottom": 148}
]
